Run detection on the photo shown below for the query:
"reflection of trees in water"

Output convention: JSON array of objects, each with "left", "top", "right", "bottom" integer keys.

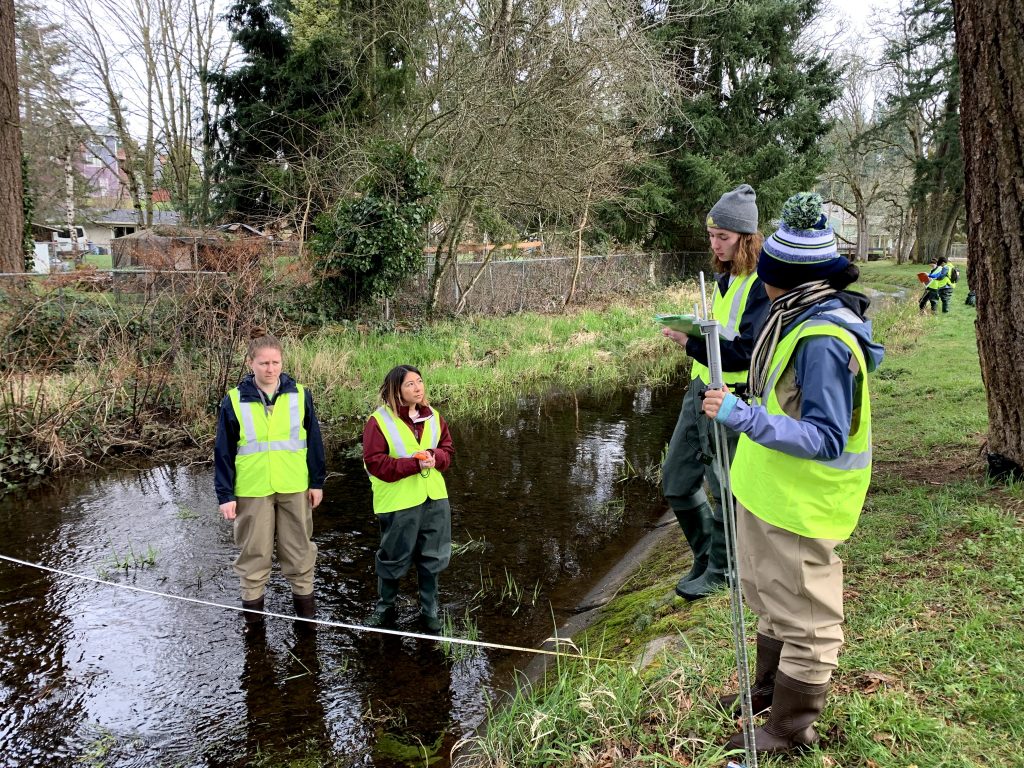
[
  {"left": 447, "top": 387, "right": 677, "bottom": 612},
  {"left": 0, "top": 478, "right": 96, "bottom": 765}
]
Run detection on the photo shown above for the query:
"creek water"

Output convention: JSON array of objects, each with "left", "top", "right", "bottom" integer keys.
[{"left": 0, "top": 383, "right": 686, "bottom": 768}]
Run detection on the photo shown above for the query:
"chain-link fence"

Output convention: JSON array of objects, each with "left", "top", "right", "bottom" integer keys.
[
  {"left": 2, "top": 249, "right": 711, "bottom": 319},
  {"left": 397, "top": 251, "right": 708, "bottom": 315}
]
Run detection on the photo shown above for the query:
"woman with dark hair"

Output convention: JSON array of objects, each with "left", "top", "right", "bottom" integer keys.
[
  {"left": 214, "top": 329, "right": 326, "bottom": 637},
  {"left": 661, "top": 184, "right": 770, "bottom": 601},
  {"left": 703, "top": 193, "right": 884, "bottom": 756},
  {"left": 363, "top": 365, "right": 454, "bottom": 633}
]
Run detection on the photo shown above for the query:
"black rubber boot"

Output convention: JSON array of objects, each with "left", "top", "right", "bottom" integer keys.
[
  {"left": 418, "top": 571, "right": 442, "bottom": 634},
  {"left": 366, "top": 578, "right": 399, "bottom": 628},
  {"left": 241, "top": 596, "right": 265, "bottom": 639},
  {"left": 292, "top": 592, "right": 316, "bottom": 634},
  {"left": 676, "top": 512, "right": 727, "bottom": 600},
  {"left": 718, "top": 633, "right": 784, "bottom": 714},
  {"left": 727, "top": 671, "right": 828, "bottom": 754},
  {"left": 672, "top": 502, "right": 712, "bottom": 596}
]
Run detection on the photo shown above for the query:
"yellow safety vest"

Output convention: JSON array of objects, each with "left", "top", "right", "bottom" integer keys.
[
  {"left": 731, "top": 321, "right": 872, "bottom": 540},
  {"left": 690, "top": 272, "right": 757, "bottom": 386},
  {"left": 228, "top": 385, "right": 308, "bottom": 497},
  {"left": 927, "top": 266, "right": 951, "bottom": 290},
  {"left": 368, "top": 405, "right": 449, "bottom": 515}
]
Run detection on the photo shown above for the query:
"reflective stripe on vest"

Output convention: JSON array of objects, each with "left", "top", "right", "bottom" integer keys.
[
  {"left": 690, "top": 272, "right": 757, "bottom": 385},
  {"left": 368, "top": 406, "right": 448, "bottom": 515},
  {"left": 731, "top": 320, "right": 872, "bottom": 540},
  {"left": 229, "top": 385, "right": 308, "bottom": 497}
]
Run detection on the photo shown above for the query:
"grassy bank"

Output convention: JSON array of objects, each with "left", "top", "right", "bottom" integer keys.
[
  {"left": 289, "top": 285, "right": 701, "bottom": 429},
  {"left": 454, "top": 262, "right": 1023, "bottom": 767}
]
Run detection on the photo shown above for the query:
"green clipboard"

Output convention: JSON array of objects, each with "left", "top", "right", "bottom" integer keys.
[{"left": 654, "top": 313, "right": 701, "bottom": 335}]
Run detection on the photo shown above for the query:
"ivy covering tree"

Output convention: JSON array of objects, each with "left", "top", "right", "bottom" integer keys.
[
  {"left": 309, "top": 143, "right": 437, "bottom": 317},
  {"left": 22, "top": 156, "right": 34, "bottom": 271},
  {"left": 608, "top": 0, "right": 841, "bottom": 249}
]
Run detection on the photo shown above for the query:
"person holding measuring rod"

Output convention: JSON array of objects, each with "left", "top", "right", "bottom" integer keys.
[
  {"left": 658, "top": 184, "right": 770, "bottom": 601},
  {"left": 702, "top": 193, "right": 883, "bottom": 755}
]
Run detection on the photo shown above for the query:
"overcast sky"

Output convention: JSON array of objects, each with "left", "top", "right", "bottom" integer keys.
[{"left": 816, "top": 0, "right": 905, "bottom": 55}]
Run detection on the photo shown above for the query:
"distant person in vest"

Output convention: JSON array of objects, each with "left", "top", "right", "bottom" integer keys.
[
  {"left": 661, "top": 184, "right": 770, "bottom": 600},
  {"left": 214, "top": 330, "right": 326, "bottom": 637},
  {"left": 363, "top": 365, "right": 454, "bottom": 634},
  {"left": 702, "top": 192, "right": 884, "bottom": 755},
  {"left": 919, "top": 256, "right": 953, "bottom": 314}
]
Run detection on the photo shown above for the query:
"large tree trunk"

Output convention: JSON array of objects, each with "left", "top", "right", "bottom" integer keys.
[
  {"left": 914, "top": 192, "right": 959, "bottom": 263},
  {"left": 64, "top": 140, "right": 80, "bottom": 260},
  {"left": 954, "top": 0, "right": 1024, "bottom": 478},
  {"left": 0, "top": 0, "right": 23, "bottom": 273}
]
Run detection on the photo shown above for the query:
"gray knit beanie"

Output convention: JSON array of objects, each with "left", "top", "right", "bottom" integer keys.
[{"left": 706, "top": 184, "right": 759, "bottom": 234}]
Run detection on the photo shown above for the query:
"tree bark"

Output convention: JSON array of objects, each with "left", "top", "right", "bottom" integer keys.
[
  {"left": 64, "top": 140, "right": 80, "bottom": 259},
  {"left": 0, "top": 0, "right": 23, "bottom": 273},
  {"left": 566, "top": 183, "right": 592, "bottom": 305},
  {"left": 855, "top": 204, "right": 869, "bottom": 263},
  {"left": 954, "top": 0, "right": 1024, "bottom": 478}
]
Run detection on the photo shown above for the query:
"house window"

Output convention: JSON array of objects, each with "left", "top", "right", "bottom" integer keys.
[{"left": 114, "top": 226, "right": 136, "bottom": 239}]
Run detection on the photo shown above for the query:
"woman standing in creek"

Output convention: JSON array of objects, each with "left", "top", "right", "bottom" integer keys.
[
  {"left": 363, "top": 365, "right": 455, "bottom": 635},
  {"left": 661, "top": 184, "right": 770, "bottom": 601},
  {"left": 214, "top": 330, "right": 326, "bottom": 637}
]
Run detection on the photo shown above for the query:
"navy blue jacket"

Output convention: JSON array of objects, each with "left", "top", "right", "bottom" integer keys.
[
  {"left": 214, "top": 372, "right": 326, "bottom": 504},
  {"left": 684, "top": 272, "right": 771, "bottom": 377}
]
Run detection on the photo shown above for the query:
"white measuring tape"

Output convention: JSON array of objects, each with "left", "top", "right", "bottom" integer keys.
[{"left": 0, "top": 553, "right": 627, "bottom": 664}]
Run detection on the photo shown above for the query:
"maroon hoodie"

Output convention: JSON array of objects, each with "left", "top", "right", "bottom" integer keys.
[{"left": 362, "top": 404, "right": 454, "bottom": 483}]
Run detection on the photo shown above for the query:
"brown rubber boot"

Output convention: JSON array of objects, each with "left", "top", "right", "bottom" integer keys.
[
  {"left": 718, "top": 633, "right": 784, "bottom": 715},
  {"left": 727, "top": 671, "right": 828, "bottom": 754}
]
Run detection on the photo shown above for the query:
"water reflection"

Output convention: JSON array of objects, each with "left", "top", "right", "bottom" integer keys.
[{"left": 0, "top": 383, "right": 686, "bottom": 767}]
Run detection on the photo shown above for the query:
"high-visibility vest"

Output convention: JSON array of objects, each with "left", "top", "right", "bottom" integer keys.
[
  {"left": 368, "top": 405, "right": 449, "bottom": 515},
  {"left": 690, "top": 272, "right": 757, "bottom": 386},
  {"left": 228, "top": 385, "right": 308, "bottom": 497},
  {"left": 927, "top": 266, "right": 951, "bottom": 290},
  {"left": 731, "top": 319, "right": 872, "bottom": 540}
]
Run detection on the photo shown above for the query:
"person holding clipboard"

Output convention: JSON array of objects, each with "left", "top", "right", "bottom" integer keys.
[{"left": 658, "top": 185, "right": 770, "bottom": 601}]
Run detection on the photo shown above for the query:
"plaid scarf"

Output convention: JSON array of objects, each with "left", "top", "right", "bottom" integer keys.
[{"left": 748, "top": 280, "right": 838, "bottom": 399}]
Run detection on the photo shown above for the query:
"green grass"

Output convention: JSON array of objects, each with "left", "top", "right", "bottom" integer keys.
[
  {"left": 453, "top": 261, "right": 1024, "bottom": 767},
  {"left": 84, "top": 252, "right": 113, "bottom": 269},
  {"left": 287, "top": 283, "right": 702, "bottom": 434}
]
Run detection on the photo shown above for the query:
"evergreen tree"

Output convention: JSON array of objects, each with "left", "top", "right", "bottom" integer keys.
[
  {"left": 211, "top": 0, "right": 423, "bottom": 223},
  {"left": 877, "top": 0, "right": 961, "bottom": 264},
  {"left": 608, "top": 0, "right": 841, "bottom": 249}
]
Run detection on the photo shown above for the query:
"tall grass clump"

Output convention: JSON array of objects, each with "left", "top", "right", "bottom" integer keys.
[{"left": 0, "top": 248, "right": 289, "bottom": 488}]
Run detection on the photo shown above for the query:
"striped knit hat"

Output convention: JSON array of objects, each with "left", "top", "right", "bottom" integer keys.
[{"left": 757, "top": 192, "right": 849, "bottom": 289}]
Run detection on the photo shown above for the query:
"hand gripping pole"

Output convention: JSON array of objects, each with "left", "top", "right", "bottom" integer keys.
[{"left": 697, "top": 272, "right": 757, "bottom": 768}]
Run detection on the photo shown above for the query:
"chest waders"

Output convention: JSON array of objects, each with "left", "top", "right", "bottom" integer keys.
[{"left": 698, "top": 272, "right": 758, "bottom": 768}]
